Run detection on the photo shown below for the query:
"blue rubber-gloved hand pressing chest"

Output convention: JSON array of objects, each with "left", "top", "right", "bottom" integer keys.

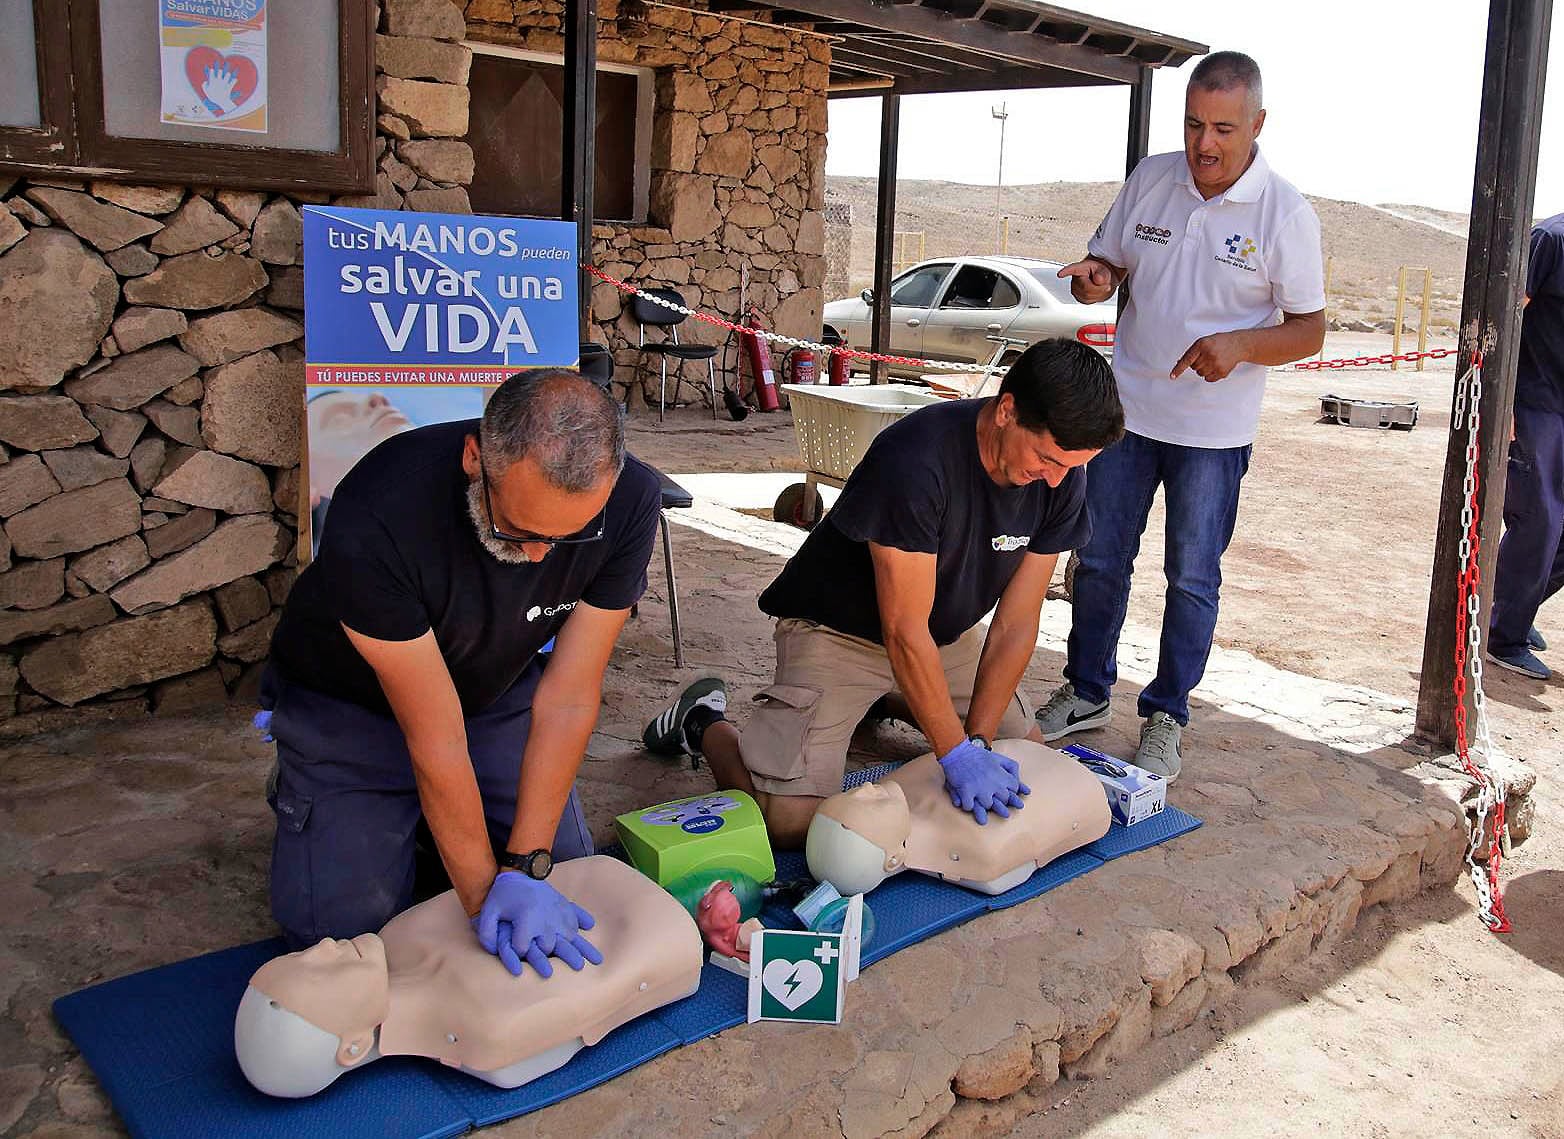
[
  {"left": 472, "top": 871, "right": 604, "bottom": 978},
  {"left": 938, "top": 739, "right": 1031, "bottom": 825}
]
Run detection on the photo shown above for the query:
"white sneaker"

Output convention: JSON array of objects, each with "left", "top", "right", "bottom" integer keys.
[
  {"left": 1135, "top": 712, "right": 1182, "bottom": 780},
  {"left": 1033, "top": 683, "right": 1111, "bottom": 741}
]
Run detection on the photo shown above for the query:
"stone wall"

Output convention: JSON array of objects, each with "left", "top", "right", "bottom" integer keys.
[
  {"left": 0, "top": 0, "right": 479, "bottom": 730},
  {"left": 0, "top": 0, "right": 830, "bottom": 727},
  {"left": 462, "top": 0, "right": 830, "bottom": 407}
]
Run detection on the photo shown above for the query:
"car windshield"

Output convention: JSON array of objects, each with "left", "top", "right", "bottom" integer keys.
[{"left": 1027, "top": 267, "right": 1082, "bottom": 305}]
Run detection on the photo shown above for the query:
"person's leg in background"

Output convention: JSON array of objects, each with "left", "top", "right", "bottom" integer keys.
[
  {"left": 267, "top": 678, "right": 424, "bottom": 949},
  {"left": 1489, "top": 405, "right": 1564, "bottom": 677},
  {"left": 467, "top": 659, "right": 595, "bottom": 861},
  {"left": 1134, "top": 440, "right": 1250, "bottom": 774},
  {"left": 1040, "top": 431, "right": 1162, "bottom": 738}
]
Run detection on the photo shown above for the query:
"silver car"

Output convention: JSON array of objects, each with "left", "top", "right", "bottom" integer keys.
[{"left": 821, "top": 255, "right": 1117, "bottom": 379}]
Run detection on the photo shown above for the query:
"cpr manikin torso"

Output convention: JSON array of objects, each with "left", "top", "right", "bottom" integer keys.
[
  {"left": 235, "top": 855, "right": 703, "bottom": 1097},
  {"left": 806, "top": 739, "right": 1112, "bottom": 895}
]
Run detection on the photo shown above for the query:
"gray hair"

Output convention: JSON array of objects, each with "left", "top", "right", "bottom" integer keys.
[
  {"left": 479, "top": 369, "right": 626, "bottom": 492},
  {"left": 1189, "top": 51, "right": 1263, "bottom": 112}
]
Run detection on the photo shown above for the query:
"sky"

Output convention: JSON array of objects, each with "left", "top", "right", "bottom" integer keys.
[{"left": 824, "top": 0, "right": 1564, "bottom": 216}]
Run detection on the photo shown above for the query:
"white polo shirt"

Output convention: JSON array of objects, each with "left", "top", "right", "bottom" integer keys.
[{"left": 1088, "top": 148, "right": 1325, "bottom": 449}]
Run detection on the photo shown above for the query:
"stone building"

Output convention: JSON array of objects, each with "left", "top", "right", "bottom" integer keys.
[{"left": 0, "top": 0, "right": 829, "bottom": 726}]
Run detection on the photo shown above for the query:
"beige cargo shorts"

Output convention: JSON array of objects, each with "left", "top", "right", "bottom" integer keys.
[{"left": 741, "top": 618, "right": 1035, "bottom": 799}]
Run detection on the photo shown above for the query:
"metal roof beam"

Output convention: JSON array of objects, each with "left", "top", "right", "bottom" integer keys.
[{"left": 739, "top": 0, "right": 1145, "bottom": 81}]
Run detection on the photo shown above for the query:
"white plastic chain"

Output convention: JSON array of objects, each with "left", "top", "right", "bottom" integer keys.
[
  {"left": 1454, "top": 355, "right": 1506, "bottom": 929},
  {"left": 625, "top": 285, "right": 1009, "bottom": 376}
]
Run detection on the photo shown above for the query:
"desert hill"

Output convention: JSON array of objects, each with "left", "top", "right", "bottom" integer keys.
[{"left": 824, "top": 175, "right": 1470, "bottom": 332}]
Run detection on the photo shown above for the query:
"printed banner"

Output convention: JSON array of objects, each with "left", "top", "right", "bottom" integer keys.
[
  {"left": 159, "top": 0, "right": 269, "bottom": 133},
  {"left": 302, "top": 207, "right": 580, "bottom": 384},
  {"left": 300, "top": 207, "right": 580, "bottom": 558}
]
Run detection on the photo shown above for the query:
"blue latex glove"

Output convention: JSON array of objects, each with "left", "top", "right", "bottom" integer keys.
[
  {"left": 472, "top": 871, "right": 604, "bottom": 979},
  {"left": 938, "top": 739, "right": 1030, "bottom": 825}
]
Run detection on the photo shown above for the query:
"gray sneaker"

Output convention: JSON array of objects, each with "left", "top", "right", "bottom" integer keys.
[
  {"left": 1034, "top": 683, "right": 1111, "bottom": 741},
  {"left": 1136, "top": 712, "right": 1182, "bottom": 780}
]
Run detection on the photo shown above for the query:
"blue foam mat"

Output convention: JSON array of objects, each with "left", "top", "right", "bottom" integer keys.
[{"left": 55, "top": 797, "right": 1199, "bottom": 1139}]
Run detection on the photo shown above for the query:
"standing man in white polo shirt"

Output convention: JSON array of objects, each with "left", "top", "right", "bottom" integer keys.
[{"left": 1034, "top": 51, "right": 1325, "bottom": 778}]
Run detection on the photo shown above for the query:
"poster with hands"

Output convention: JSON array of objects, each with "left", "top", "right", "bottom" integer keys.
[{"left": 159, "top": 0, "right": 268, "bottom": 134}]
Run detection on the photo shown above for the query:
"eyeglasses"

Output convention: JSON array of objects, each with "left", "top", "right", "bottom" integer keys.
[{"left": 480, "top": 466, "right": 605, "bottom": 548}]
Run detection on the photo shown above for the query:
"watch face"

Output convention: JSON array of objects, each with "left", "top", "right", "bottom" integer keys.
[{"left": 527, "top": 850, "right": 554, "bottom": 880}]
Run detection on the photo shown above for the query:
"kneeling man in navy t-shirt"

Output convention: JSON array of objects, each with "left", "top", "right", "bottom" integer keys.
[
  {"left": 644, "top": 339, "right": 1124, "bottom": 845},
  {"left": 264, "top": 371, "right": 661, "bottom": 979}
]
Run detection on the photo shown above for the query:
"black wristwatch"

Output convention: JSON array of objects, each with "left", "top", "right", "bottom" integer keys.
[
  {"left": 968, "top": 734, "right": 992, "bottom": 750},
  {"left": 498, "top": 848, "right": 554, "bottom": 880}
]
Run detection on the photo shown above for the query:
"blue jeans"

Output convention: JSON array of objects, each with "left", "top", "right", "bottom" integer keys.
[
  {"left": 264, "top": 661, "right": 595, "bottom": 949},
  {"left": 1490, "top": 404, "right": 1564, "bottom": 656},
  {"left": 1065, "top": 430, "right": 1251, "bottom": 725}
]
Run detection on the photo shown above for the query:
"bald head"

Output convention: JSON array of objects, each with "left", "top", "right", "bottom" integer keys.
[{"left": 479, "top": 370, "right": 625, "bottom": 492}]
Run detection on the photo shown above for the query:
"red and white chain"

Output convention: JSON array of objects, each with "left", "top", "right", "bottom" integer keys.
[
  {"left": 1449, "top": 352, "right": 1511, "bottom": 933},
  {"left": 586, "top": 266, "right": 1004, "bottom": 375},
  {"left": 1294, "top": 348, "right": 1457, "bottom": 370}
]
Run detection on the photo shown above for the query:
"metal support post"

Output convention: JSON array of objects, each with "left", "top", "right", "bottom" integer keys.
[
  {"left": 870, "top": 93, "right": 901, "bottom": 385},
  {"left": 1416, "top": 0, "right": 1552, "bottom": 746}
]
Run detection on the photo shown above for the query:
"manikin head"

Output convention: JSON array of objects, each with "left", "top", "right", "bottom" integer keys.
[
  {"left": 307, "top": 390, "right": 414, "bottom": 505},
  {"left": 234, "top": 933, "right": 390, "bottom": 1097},
  {"left": 1184, "top": 51, "right": 1266, "bottom": 200},
  {"left": 460, "top": 370, "right": 625, "bottom": 565},
  {"left": 805, "top": 782, "right": 913, "bottom": 895},
  {"left": 984, "top": 339, "right": 1123, "bottom": 489}
]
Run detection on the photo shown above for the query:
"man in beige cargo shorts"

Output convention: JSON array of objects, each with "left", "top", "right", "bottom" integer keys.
[{"left": 642, "top": 339, "right": 1125, "bottom": 846}]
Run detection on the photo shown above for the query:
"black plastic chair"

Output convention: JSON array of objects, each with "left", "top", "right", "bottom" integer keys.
[
  {"left": 632, "top": 287, "right": 717, "bottom": 423},
  {"left": 577, "top": 342, "right": 614, "bottom": 390}
]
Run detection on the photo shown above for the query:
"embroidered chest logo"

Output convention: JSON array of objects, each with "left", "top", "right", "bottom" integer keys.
[
  {"left": 991, "top": 535, "right": 1028, "bottom": 552},
  {"left": 1216, "top": 233, "right": 1259, "bottom": 272},
  {"left": 1133, "top": 222, "right": 1172, "bottom": 246}
]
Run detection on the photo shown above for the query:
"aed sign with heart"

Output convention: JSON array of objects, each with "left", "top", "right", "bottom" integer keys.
[
  {"left": 158, "top": 0, "right": 269, "bottom": 134},
  {"left": 747, "top": 930, "right": 845, "bottom": 1024}
]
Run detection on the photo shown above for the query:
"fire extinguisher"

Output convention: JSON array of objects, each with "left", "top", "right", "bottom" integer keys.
[
  {"left": 788, "top": 347, "right": 817, "bottom": 385},
  {"left": 743, "top": 309, "right": 781, "bottom": 412},
  {"left": 827, "top": 347, "right": 852, "bottom": 386}
]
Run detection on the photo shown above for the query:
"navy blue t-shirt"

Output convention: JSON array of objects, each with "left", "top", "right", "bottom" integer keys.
[
  {"left": 1518, "top": 213, "right": 1564, "bottom": 413},
  {"left": 269, "top": 419, "right": 661, "bottom": 715},
  {"left": 759, "top": 398, "right": 1091, "bottom": 646}
]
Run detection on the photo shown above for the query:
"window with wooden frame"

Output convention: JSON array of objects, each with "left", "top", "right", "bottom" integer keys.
[
  {"left": 465, "top": 44, "right": 652, "bottom": 224},
  {"left": 0, "top": 0, "right": 375, "bottom": 195}
]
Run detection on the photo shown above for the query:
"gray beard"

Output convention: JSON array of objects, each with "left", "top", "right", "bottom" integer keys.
[{"left": 465, "top": 479, "right": 531, "bottom": 565}]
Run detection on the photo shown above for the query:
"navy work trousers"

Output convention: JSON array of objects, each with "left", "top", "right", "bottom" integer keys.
[
  {"left": 1065, "top": 430, "right": 1251, "bottom": 726},
  {"left": 1490, "top": 404, "right": 1564, "bottom": 656},
  {"left": 264, "top": 662, "right": 594, "bottom": 949}
]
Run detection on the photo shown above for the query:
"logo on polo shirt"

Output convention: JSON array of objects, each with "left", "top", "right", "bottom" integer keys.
[
  {"left": 991, "top": 535, "right": 1028, "bottom": 552},
  {"left": 1216, "top": 233, "right": 1259, "bottom": 272},
  {"left": 1134, "top": 222, "right": 1172, "bottom": 246},
  {"left": 1224, "top": 233, "right": 1257, "bottom": 259},
  {"left": 526, "top": 601, "right": 578, "bottom": 622}
]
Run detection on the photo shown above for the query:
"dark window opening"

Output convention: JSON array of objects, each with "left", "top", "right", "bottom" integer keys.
[{"left": 466, "top": 53, "right": 638, "bottom": 222}]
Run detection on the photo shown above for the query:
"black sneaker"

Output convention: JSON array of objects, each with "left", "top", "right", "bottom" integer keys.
[{"left": 643, "top": 677, "right": 728, "bottom": 757}]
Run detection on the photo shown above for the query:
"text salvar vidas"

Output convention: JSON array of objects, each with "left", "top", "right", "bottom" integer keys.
[{"left": 329, "top": 220, "right": 570, "bottom": 357}]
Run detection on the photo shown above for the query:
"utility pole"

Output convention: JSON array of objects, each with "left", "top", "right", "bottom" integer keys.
[{"left": 992, "top": 102, "right": 1008, "bottom": 251}]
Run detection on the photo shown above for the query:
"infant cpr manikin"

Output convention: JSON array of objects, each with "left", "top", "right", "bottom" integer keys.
[
  {"left": 805, "top": 739, "right": 1112, "bottom": 896},
  {"left": 234, "top": 855, "right": 704, "bottom": 1097}
]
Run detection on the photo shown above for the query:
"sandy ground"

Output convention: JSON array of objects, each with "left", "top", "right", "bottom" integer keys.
[
  {"left": 3, "top": 331, "right": 1560, "bottom": 1138},
  {"left": 634, "top": 329, "right": 1564, "bottom": 1139}
]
